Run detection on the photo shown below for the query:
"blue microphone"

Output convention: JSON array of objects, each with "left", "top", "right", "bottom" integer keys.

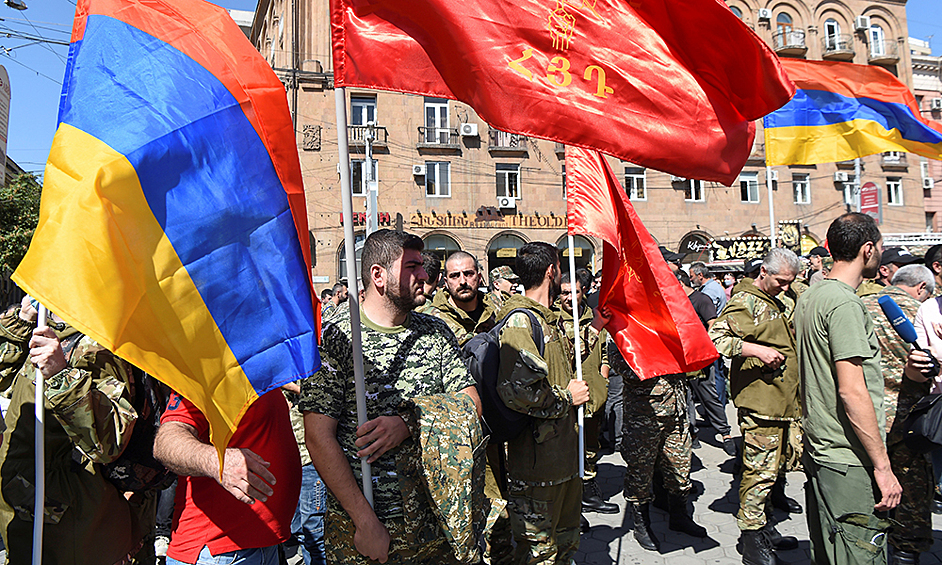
[{"left": 878, "top": 295, "right": 940, "bottom": 378}]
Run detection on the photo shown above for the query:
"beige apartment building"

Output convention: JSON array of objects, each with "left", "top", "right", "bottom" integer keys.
[{"left": 250, "top": 0, "right": 931, "bottom": 286}]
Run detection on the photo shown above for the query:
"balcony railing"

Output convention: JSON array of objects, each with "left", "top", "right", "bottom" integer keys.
[
  {"left": 555, "top": 142, "right": 566, "bottom": 156},
  {"left": 881, "top": 152, "right": 908, "bottom": 169},
  {"left": 868, "top": 39, "right": 899, "bottom": 65},
  {"left": 772, "top": 29, "right": 807, "bottom": 55},
  {"left": 488, "top": 129, "right": 528, "bottom": 152},
  {"left": 417, "top": 127, "right": 461, "bottom": 148},
  {"left": 347, "top": 125, "right": 388, "bottom": 147},
  {"left": 822, "top": 34, "right": 854, "bottom": 60}
]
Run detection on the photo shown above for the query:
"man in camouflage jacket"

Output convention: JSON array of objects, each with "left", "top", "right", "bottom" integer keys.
[
  {"left": 861, "top": 264, "right": 935, "bottom": 563},
  {"left": 0, "top": 296, "right": 156, "bottom": 564},
  {"left": 709, "top": 248, "right": 802, "bottom": 564},
  {"left": 496, "top": 242, "right": 590, "bottom": 565}
]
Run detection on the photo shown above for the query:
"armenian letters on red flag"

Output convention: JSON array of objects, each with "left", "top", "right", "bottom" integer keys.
[
  {"left": 13, "top": 0, "right": 320, "bottom": 456},
  {"left": 332, "top": 0, "right": 795, "bottom": 185},
  {"left": 566, "top": 147, "right": 718, "bottom": 379}
]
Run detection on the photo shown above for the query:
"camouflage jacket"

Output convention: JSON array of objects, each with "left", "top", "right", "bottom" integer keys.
[
  {"left": 431, "top": 290, "right": 498, "bottom": 346},
  {"left": 298, "top": 306, "right": 475, "bottom": 521},
  {"left": 709, "top": 281, "right": 800, "bottom": 420},
  {"left": 857, "top": 280, "right": 885, "bottom": 298},
  {"left": 0, "top": 307, "right": 154, "bottom": 565},
  {"left": 496, "top": 294, "right": 577, "bottom": 485},
  {"left": 557, "top": 305, "right": 608, "bottom": 416},
  {"left": 861, "top": 285, "right": 921, "bottom": 433},
  {"left": 414, "top": 293, "right": 442, "bottom": 316},
  {"left": 489, "top": 289, "right": 511, "bottom": 314},
  {"left": 402, "top": 392, "right": 485, "bottom": 564}
]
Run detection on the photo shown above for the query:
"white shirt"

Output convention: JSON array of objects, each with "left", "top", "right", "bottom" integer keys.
[{"left": 913, "top": 297, "right": 942, "bottom": 394}]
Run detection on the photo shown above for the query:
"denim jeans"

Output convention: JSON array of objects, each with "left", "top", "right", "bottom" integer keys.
[
  {"left": 166, "top": 544, "right": 280, "bottom": 565},
  {"left": 292, "top": 463, "right": 327, "bottom": 565}
]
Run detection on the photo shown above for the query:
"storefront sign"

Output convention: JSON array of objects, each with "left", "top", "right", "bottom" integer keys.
[
  {"left": 410, "top": 212, "right": 566, "bottom": 230},
  {"left": 341, "top": 212, "right": 391, "bottom": 227},
  {"left": 777, "top": 220, "right": 801, "bottom": 255},
  {"left": 711, "top": 237, "right": 771, "bottom": 261},
  {"left": 860, "top": 182, "right": 881, "bottom": 224},
  {"left": 678, "top": 233, "right": 711, "bottom": 262}
]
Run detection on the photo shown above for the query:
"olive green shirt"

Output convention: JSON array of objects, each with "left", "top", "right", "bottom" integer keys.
[{"left": 796, "top": 279, "right": 885, "bottom": 468}]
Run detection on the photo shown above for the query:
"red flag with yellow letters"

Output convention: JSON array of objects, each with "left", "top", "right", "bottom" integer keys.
[
  {"left": 332, "top": 0, "right": 794, "bottom": 185},
  {"left": 566, "top": 147, "right": 718, "bottom": 379}
]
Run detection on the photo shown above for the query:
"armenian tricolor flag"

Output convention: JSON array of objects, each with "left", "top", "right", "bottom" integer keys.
[
  {"left": 13, "top": 0, "right": 320, "bottom": 455},
  {"left": 764, "top": 59, "right": 942, "bottom": 166}
]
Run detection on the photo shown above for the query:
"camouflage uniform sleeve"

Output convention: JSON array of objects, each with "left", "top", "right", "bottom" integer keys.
[
  {"left": 298, "top": 322, "right": 349, "bottom": 419},
  {"left": 44, "top": 338, "right": 138, "bottom": 465},
  {"left": 497, "top": 313, "right": 572, "bottom": 419},
  {"left": 436, "top": 322, "right": 475, "bottom": 394},
  {"left": 0, "top": 308, "right": 33, "bottom": 393},
  {"left": 708, "top": 295, "right": 752, "bottom": 358}
]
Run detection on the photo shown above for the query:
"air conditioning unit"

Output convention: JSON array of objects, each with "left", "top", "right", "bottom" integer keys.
[
  {"left": 834, "top": 171, "right": 849, "bottom": 182},
  {"left": 757, "top": 8, "right": 772, "bottom": 20},
  {"left": 924, "top": 177, "right": 935, "bottom": 189},
  {"left": 497, "top": 196, "right": 516, "bottom": 209},
  {"left": 459, "top": 123, "right": 479, "bottom": 137},
  {"left": 931, "top": 98, "right": 942, "bottom": 111},
  {"left": 412, "top": 164, "right": 426, "bottom": 176},
  {"left": 855, "top": 15, "right": 871, "bottom": 31},
  {"left": 670, "top": 175, "right": 687, "bottom": 183},
  {"left": 768, "top": 170, "right": 779, "bottom": 181}
]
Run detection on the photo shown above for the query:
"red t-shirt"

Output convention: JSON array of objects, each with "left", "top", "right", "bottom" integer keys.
[{"left": 162, "top": 390, "right": 301, "bottom": 563}]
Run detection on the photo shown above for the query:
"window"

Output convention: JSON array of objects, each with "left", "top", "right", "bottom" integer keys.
[
  {"left": 921, "top": 159, "right": 930, "bottom": 180},
  {"left": 824, "top": 19, "right": 841, "bottom": 50},
  {"left": 350, "top": 159, "right": 377, "bottom": 196},
  {"left": 351, "top": 96, "right": 376, "bottom": 126},
  {"left": 425, "top": 161, "right": 450, "bottom": 197},
  {"left": 684, "top": 179, "right": 704, "bottom": 202},
  {"left": 884, "top": 151, "right": 903, "bottom": 163},
  {"left": 869, "top": 24, "right": 885, "bottom": 57},
  {"left": 625, "top": 167, "right": 646, "bottom": 200},
  {"left": 793, "top": 173, "right": 810, "bottom": 204},
  {"left": 740, "top": 172, "right": 759, "bottom": 203},
  {"left": 424, "top": 97, "right": 449, "bottom": 144},
  {"left": 496, "top": 163, "right": 520, "bottom": 198},
  {"left": 776, "top": 13, "right": 793, "bottom": 33},
  {"left": 842, "top": 175, "right": 857, "bottom": 205},
  {"left": 338, "top": 232, "right": 366, "bottom": 281},
  {"left": 887, "top": 177, "right": 903, "bottom": 205}
]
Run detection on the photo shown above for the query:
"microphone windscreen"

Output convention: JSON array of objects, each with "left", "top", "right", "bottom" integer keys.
[{"left": 878, "top": 295, "right": 918, "bottom": 344}]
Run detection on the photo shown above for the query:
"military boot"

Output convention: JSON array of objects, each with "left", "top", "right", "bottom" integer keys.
[
  {"left": 741, "top": 529, "right": 778, "bottom": 565},
  {"left": 582, "top": 479, "right": 619, "bottom": 514},
  {"left": 770, "top": 476, "right": 802, "bottom": 514},
  {"left": 668, "top": 494, "right": 708, "bottom": 538},
  {"left": 629, "top": 503, "right": 660, "bottom": 551},
  {"left": 890, "top": 549, "right": 920, "bottom": 565},
  {"left": 764, "top": 523, "right": 798, "bottom": 551}
]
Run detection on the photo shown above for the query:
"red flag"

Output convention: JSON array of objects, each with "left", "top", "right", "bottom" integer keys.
[
  {"left": 566, "top": 147, "right": 718, "bottom": 379},
  {"left": 332, "top": 0, "right": 794, "bottom": 185}
]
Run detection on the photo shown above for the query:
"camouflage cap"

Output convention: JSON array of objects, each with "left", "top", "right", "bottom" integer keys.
[{"left": 490, "top": 265, "right": 519, "bottom": 282}]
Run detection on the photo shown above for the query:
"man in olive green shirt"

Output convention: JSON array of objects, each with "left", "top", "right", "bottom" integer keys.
[{"left": 795, "top": 213, "right": 901, "bottom": 565}]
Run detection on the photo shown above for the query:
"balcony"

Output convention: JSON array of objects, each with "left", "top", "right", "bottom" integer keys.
[
  {"left": 868, "top": 39, "right": 899, "bottom": 65},
  {"left": 772, "top": 29, "right": 807, "bottom": 56},
  {"left": 416, "top": 127, "right": 461, "bottom": 152},
  {"left": 488, "top": 129, "right": 528, "bottom": 155},
  {"left": 555, "top": 142, "right": 566, "bottom": 157},
  {"left": 347, "top": 125, "right": 387, "bottom": 148},
  {"left": 822, "top": 34, "right": 854, "bottom": 61},
  {"left": 881, "top": 151, "right": 908, "bottom": 171}
]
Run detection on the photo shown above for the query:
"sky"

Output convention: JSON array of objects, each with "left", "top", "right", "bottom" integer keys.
[{"left": 1, "top": 0, "right": 940, "bottom": 176}]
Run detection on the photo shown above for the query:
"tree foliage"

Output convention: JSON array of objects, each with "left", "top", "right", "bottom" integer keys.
[{"left": 0, "top": 173, "right": 42, "bottom": 273}]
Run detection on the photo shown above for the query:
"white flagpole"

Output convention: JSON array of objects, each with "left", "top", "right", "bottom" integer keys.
[
  {"left": 335, "top": 87, "right": 373, "bottom": 506},
  {"left": 566, "top": 235, "right": 585, "bottom": 478},
  {"left": 33, "top": 304, "right": 47, "bottom": 565},
  {"left": 766, "top": 165, "right": 776, "bottom": 248}
]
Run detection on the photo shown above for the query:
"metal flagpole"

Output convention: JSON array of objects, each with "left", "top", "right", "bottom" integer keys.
[
  {"left": 566, "top": 235, "right": 585, "bottom": 478},
  {"left": 335, "top": 87, "right": 373, "bottom": 506},
  {"left": 766, "top": 165, "right": 776, "bottom": 248},
  {"left": 854, "top": 158, "right": 862, "bottom": 213},
  {"left": 33, "top": 304, "right": 47, "bottom": 565}
]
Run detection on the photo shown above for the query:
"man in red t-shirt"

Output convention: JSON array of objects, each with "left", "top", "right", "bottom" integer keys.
[{"left": 154, "top": 389, "right": 301, "bottom": 564}]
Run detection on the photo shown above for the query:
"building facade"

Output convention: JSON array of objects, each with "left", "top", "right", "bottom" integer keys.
[
  {"left": 911, "top": 38, "right": 942, "bottom": 231},
  {"left": 250, "top": 0, "right": 928, "bottom": 286}
]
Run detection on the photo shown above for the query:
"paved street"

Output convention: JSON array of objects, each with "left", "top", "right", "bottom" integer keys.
[{"left": 578, "top": 402, "right": 942, "bottom": 564}]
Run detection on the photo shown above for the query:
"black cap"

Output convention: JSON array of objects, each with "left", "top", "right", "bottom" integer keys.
[
  {"left": 880, "top": 246, "right": 920, "bottom": 267},
  {"left": 744, "top": 257, "right": 764, "bottom": 276},
  {"left": 806, "top": 246, "right": 830, "bottom": 258}
]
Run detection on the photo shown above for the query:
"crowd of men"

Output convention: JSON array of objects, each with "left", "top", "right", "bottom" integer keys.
[{"left": 1, "top": 212, "right": 941, "bottom": 565}]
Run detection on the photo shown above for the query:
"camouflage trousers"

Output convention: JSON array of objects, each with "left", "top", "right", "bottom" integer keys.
[
  {"left": 584, "top": 414, "right": 602, "bottom": 482},
  {"left": 621, "top": 378, "right": 691, "bottom": 503},
  {"left": 888, "top": 440, "right": 934, "bottom": 553},
  {"left": 506, "top": 477, "right": 582, "bottom": 565},
  {"left": 484, "top": 443, "right": 514, "bottom": 565},
  {"left": 324, "top": 509, "right": 458, "bottom": 565},
  {"left": 737, "top": 413, "right": 793, "bottom": 530}
]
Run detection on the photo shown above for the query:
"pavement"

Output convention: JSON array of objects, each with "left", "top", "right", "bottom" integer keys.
[{"left": 577, "top": 401, "right": 942, "bottom": 564}]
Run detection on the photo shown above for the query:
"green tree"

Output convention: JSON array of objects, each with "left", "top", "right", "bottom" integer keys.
[{"left": 0, "top": 173, "right": 42, "bottom": 273}]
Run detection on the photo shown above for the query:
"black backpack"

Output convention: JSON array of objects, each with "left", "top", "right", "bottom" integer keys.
[{"left": 461, "top": 308, "right": 544, "bottom": 443}]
